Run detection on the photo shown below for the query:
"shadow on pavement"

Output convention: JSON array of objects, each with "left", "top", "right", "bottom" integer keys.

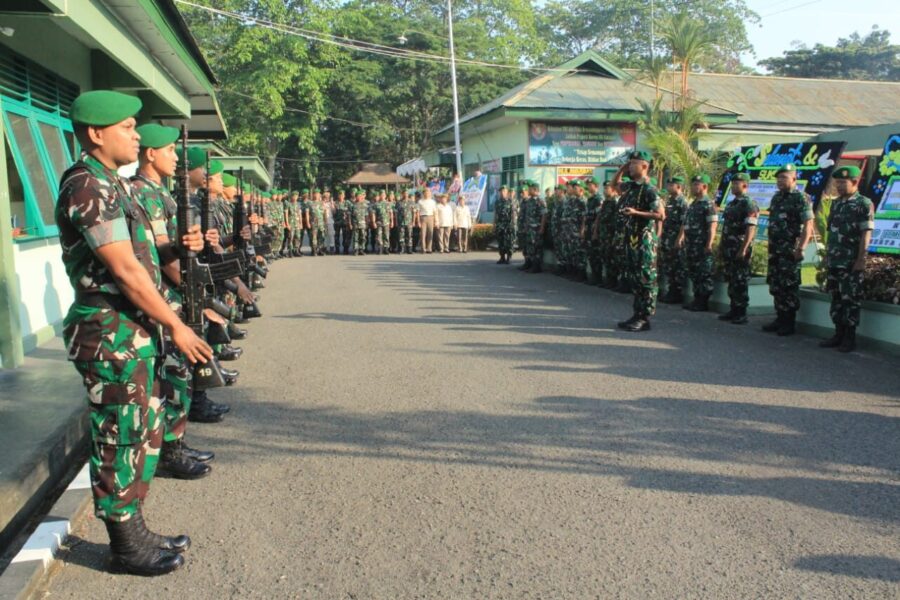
[{"left": 792, "top": 554, "right": 900, "bottom": 582}]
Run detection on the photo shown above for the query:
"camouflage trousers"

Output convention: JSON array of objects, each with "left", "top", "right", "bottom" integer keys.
[
  {"left": 73, "top": 358, "right": 163, "bottom": 522},
  {"left": 334, "top": 224, "right": 350, "bottom": 253},
  {"left": 826, "top": 267, "right": 863, "bottom": 327},
  {"left": 587, "top": 240, "right": 603, "bottom": 282},
  {"left": 311, "top": 225, "right": 327, "bottom": 253},
  {"left": 526, "top": 226, "right": 544, "bottom": 267},
  {"left": 496, "top": 224, "right": 516, "bottom": 254},
  {"left": 160, "top": 346, "right": 191, "bottom": 443},
  {"left": 554, "top": 225, "right": 568, "bottom": 266},
  {"left": 398, "top": 225, "right": 414, "bottom": 251},
  {"left": 659, "top": 241, "right": 685, "bottom": 294},
  {"left": 351, "top": 226, "right": 367, "bottom": 251},
  {"left": 627, "top": 229, "right": 659, "bottom": 317},
  {"left": 374, "top": 223, "right": 390, "bottom": 251},
  {"left": 722, "top": 250, "right": 752, "bottom": 310},
  {"left": 294, "top": 228, "right": 309, "bottom": 253},
  {"left": 685, "top": 245, "right": 714, "bottom": 298},
  {"left": 274, "top": 228, "right": 286, "bottom": 254},
  {"left": 517, "top": 230, "right": 526, "bottom": 257},
  {"left": 569, "top": 233, "right": 587, "bottom": 271},
  {"left": 767, "top": 251, "right": 802, "bottom": 313},
  {"left": 599, "top": 240, "right": 620, "bottom": 285}
]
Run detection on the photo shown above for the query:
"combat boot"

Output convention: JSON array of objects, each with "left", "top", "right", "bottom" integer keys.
[
  {"left": 188, "top": 391, "right": 226, "bottom": 423},
  {"left": 573, "top": 270, "right": 587, "bottom": 283},
  {"left": 496, "top": 255, "right": 505, "bottom": 264},
  {"left": 156, "top": 440, "right": 212, "bottom": 480},
  {"left": 819, "top": 325, "right": 844, "bottom": 348},
  {"left": 518, "top": 259, "right": 532, "bottom": 271},
  {"left": 216, "top": 345, "right": 243, "bottom": 362},
  {"left": 105, "top": 516, "right": 184, "bottom": 576},
  {"left": 730, "top": 307, "right": 748, "bottom": 325},
  {"left": 617, "top": 314, "right": 639, "bottom": 329},
  {"left": 624, "top": 317, "right": 651, "bottom": 332},
  {"left": 529, "top": 263, "right": 542, "bottom": 274},
  {"left": 131, "top": 508, "right": 191, "bottom": 554},
  {"left": 761, "top": 312, "right": 783, "bottom": 332},
  {"left": 227, "top": 323, "right": 247, "bottom": 340},
  {"left": 689, "top": 295, "right": 710, "bottom": 312},
  {"left": 182, "top": 440, "right": 214, "bottom": 462},
  {"left": 838, "top": 326, "right": 856, "bottom": 353},
  {"left": 776, "top": 311, "right": 796, "bottom": 336},
  {"left": 613, "top": 281, "right": 631, "bottom": 294},
  {"left": 718, "top": 304, "right": 737, "bottom": 321}
]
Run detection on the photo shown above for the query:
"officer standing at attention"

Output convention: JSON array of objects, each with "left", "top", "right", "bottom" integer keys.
[
  {"left": 616, "top": 152, "right": 665, "bottom": 331},
  {"left": 493, "top": 185, "right": 516, "bottom": 264},
  {"left": 658, "top": 176, "right": 688, "bottom": 304},
  {"left": 525, "top": 180, "right": 548, "bottom": 273},
  {"left": 332, "top": 188, "right": 351, "bottom": 255},
  {"left": 349, "top": 188, "right": 370, "bottom": 255},
  {"left": 583, "top": 176, "right": 603, "bottom": 284},
  {"left": 762, "top": 164, "right": 814, "bottom": 336},
  {"left": 594, "top": 179, "right": 620, "bottom": 288},
  {"left": 819, "top": 166, "right": 874, "bottom": 352},
  {"left": 56, "top": 91, "right": 212, "bottom": 575},
  {"left": 679, "top": 174, "right": 717, "bottom": 312},
  {"left": 717, "top": 173, "right": 759, "bottom": 324},
  {"left": 516, "top": 185, "right": 531, "bottom": 270}
]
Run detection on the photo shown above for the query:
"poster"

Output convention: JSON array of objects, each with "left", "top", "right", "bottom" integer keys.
[
  {"left": 866, "top": 134, "right": 900, "bottom": 254},
  {"left": 556, "top": 166, "right": 595, "bottom": 185},
  {"left": 528, "top": 122, "right": 635, "bottom": 166},
  {"left": 452, "top": 174, "right": 488, "bottom": 221},
  {"left": 715, "top": 142, "right": 845, "bottom": 240}
]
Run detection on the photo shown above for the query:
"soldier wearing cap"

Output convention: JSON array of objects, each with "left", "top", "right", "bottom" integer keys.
[
  {"left": 565, "top": 179, "right": 589, "bottom": 282},
  {"left": 493, "top": 184, "right": 517, "bottom": 264},
  {"left": 332, "top": 188, "right": 351, "bottom": 255},
  {"left": 659, "top": 176, "right": 688, "bottom": 304},
  {"left": 551, "top": 183, "right": 569, "bottom": 275},
  {"left": 611, "top": 176, "right": 633, "bottom": 293},
  {"left": 524, "top": 180, "right": 548, "bottom": 273},
  {"left": 718, "top": 172, "right": 759, "bottom": 324},
  {"left": 516, "top": 184, "right": 530, "bottom": 269},
  {"left": 592, "top": 179, "right": 620, "bottom": 288},
  {"left": 349, "top": 188, "right": 370, "bottom": 255},
  {"left": 278, "top": 190, "right": 293, "bottom": 257},
  {"left": 615, "top": 151, "right": 665, "bottom": 331},
  {"left": 679, "top": 174, "right": 718, "bottom": 312},
  {"left": 57, "top": 91, "right": 214, "bottom": 575},
  {"left": 818, "top": 166, "right": 874, "bottom": 352},
  {"left": 583, "top": 176, "right": 603, "bottom": 284},
  {"left": 762, "top": 163, "right": 814, "bottom": 336}
]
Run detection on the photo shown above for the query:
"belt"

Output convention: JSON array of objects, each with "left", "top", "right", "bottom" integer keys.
[{"left": 75, "top": 291, "right": 134, "bottom": 312}]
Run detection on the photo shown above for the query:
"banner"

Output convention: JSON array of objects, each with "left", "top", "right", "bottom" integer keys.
[
  {"left": 866, "top": 133, "right": 900, "bottom": 254},
  {"left": 556, "top": 166, "right": 594, "bottom": 185},
  {"left": 715, "top": 142, "right": 846, "bottom": 240},
  {"left": 450, "top": 174, "right": 488, "bottom": 221},
  {"left": 528, "top": 122, "right": 635, "bottom": 166}
]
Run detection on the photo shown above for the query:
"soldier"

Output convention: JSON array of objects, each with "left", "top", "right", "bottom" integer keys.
[
  {"left": 494, "top": 185, "right": 517, "bottom": 264},
  {"left": 370, "top": 190, "right": 394, "bottom": 254},
  {"left": 617, "top": 152, "right": 665, "bottom": 332},
  {"left": 551, "top": 184, "right": 568, "bottom": 275},
  {"left": 762, "top": 164, "right": 814, "bottom": 336},
  {"left": 516, "top": 185, "right": 530, "bottom": 270},
  {"left": 306, "top": 189, "right": 326, "bottom": 256},
  {"left": 679, "top": 174, "right": 718, "bottom": 312},
  {"left": 297, "top": 188, "right": 311, "bottom": 256},
  {"left": 717, "top": 173, "right": 759, "bottom": 324},
  {"left": 819, "top": 166, "right": 874, "bottom": 352},
  {"left": 56, "top": 91, "right": 213, "bottom": 575},
  {"left": 658, "top": 176, "right": 688, "bottom": 304},
  {"left": 397, "top": 190, "right": 418, "bottom": 254},
  {"left": 582, "top": 177, "right": 603, "bottom": 283},
  {"left": 278, "top": 191, "right": 292, "bottom": 257},
  {"left": 567, "top": 179, "right": 589, "bottom": 282},
  {"left": 525, "top": 180, "right": 548, "bottom": 273},
  {"left": 594, "top": 179, "right": 620, "bottom": 288},
  {"left": 349, "top": 188, "right": 370, "bottom": 255},
  {"left": 332, "top": 188, "right": 350, "bottom": 255},
  {"left": 612, "top": 176, "right": 633, "bottom": 293}
]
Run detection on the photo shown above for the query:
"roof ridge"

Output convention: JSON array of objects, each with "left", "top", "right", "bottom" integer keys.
[{"left": 668, "top": 70, "right": 899, "bottom": 86}]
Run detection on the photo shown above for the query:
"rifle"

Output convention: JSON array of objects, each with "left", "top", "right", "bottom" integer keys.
[
  {"left": 176, "top": 126, "right": 227, "bottom": 390},
  {"left": 231, "top": 169, "right": 263, "bottom": 318}
]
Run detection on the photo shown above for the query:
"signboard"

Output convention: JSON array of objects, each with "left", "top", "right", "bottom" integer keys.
[
  {"left": 528, "top": 122, "right": 635, "bottom": 166},
  {"left": 451, "top": 174, "right": 488, "bottom": 221},
  {"left": 866, "top": 134, "right": 900, "bottom": 254},
  {"left": 556, "top": 166, "right": 595, "bottom": 185},
  {"left": 716, "top": 142, "right": 845, "bottom": 241}
]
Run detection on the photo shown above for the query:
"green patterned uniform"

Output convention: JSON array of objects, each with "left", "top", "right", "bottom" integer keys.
[
  {"left": 720, "top": 194, "right": 760, "bottom": 310},
  {"left": 660, "top": 194, "right": 687, "bottom": 297},
  {"left": 767, "top": 189, "right": 814, "bottom": 313},
  {"left": 350, "top": 200, "right": 369, "bottom": 252},
  {"left": 494, "top": 195, "right": 517, "bottom": 256},
  {"left": 269, "top": 198, "right": 285, "bottom": 252},
  {"left": 683, "top": 195, "right": 717, "bottom": 299},
  {"left": 825, "top": 192, "right": 874, "bottom": 327},
  {"left": 526, "top": 195, "right": 548, "bottom": 268},
  {"left": 623, "top": 181, "right": 660, "bottom": 317},
  {"left": 552, "top": 196, "right": 567, "bottom": 266},
  {"left": 596, "top": 194, "right": 619, "bottom": 286},
  {"left": 370, "top": 200, "right": 391, "bottom": 252},
  {"left": 131, "top": 175, "right": 191, "bottom": 444},
  {"left": 516, "top": 194, "right": 529, "bottom": 256},
  {"left": 308, "top": 201, "right": 326, "bottom": 254},
  {"left": 585, "top": 193, "right": 603, "bottom": 281},
  {"left": 333, "top": 199, "right": 351, "bottom": 254},
  {"left": 613, "top": 194, "right": 632, "bottom": 288},
  {"left": 566, "top": 192, "right": 588, "bottom": 272},
  {"left": 56, "top": 156, "right": 164, "bottom": 523},
  {"left": 397, "top": 199, "right": 418, "bottom": 252}
]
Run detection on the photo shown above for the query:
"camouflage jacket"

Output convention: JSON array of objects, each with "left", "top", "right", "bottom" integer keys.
[
  {"left": 131, "top": 175, "right": 183, "bottom": 311},
  {"left": 622, "top": 180, "right": 660, "bottom": 238},
  {"left": 683, "top": 195, "right": 717, "bottom": 248},
  {"left": 527, "top": 195, "right": 548, "bottom": 228},
  {"left": 308, "top": 201, "right": 325, "bottom": 227},
  {"left": 350, "top": 201, "right": 369, "bottom": 227},
  {"left": 371, "top": 201, "right": 392, "bottom": 224},
  {"left": 333, "top": 200, "right": 350, "bottom": 226},
  {"left": 597, "top": 195, "right": 619, "bottom": 239},
  {"left": 661, "top": 194, "right": 688, "bottom": 245},
  {"left": 494, "top": 196, "right": 517, "bottom": 230},
  {"left": 767, "top": 189, "right": 813, "bottom": 251},
  {"left": 826, "top": 192, "right": 874, "bottom": 268},
  {"left": 720, "top": 194, "right": 760, "bottom": 254}
]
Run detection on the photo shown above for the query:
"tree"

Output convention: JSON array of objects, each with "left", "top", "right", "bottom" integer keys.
[
  {"left": 759, "top": 27, "right": 899, "bottom": 81},
  {"left": 660, "top": 11, "right": 717, "bottom": 108}
]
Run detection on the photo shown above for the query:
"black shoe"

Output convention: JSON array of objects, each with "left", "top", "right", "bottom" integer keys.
[
  {"left": 156, "top": 440, "right": 212, "bottom": 480},
  {"left": 573, "top": 271, "right": 587, "bottom": 283},
  {"left": 188, "top": 392, "right": 226, "bottom": 423},
  {"left": 624, "top": 318, "right": 651, "bottom": 332},
  {"left": 819, "top": 325, "right": 844, "bottom": 348},
  {"left": 130, "top": 509, "right": 190, "bottom": 554},
  {"left": 762, "top": 312, "right": 782, "bottom": 332},
  {"left": 718, "top": 308, "right": 737, "bottom": 321},
  {"left": 730, "top": 309, "right": 748, "bottom": 325},
  {"left": 182, "top": 441, "right": 214, "bottom": 462},
  {"left": 613, "top": 283, "right": 631, "bottom": 294},
  {"left": 497, "top": 257, "right": 505, "bottom": 264},
  {"left": 217, "top": 345, "right": 243, "bottom": 362},
  {"left": 617, "top": 314, "right": 638, "bottom": 329},
  {"left": 776, "top": 311, "right": 796, "bottom": 336},
  {"left": 227, "top": 323, "right": 247, "bottom": 340},
  {"left": 838, "top": 326, "right": 856, "bottom": 353},
  {"left": 528, "top": 264, "right": 542, "bottom": 273},
  {"left": 105, "top": 515, "right": 185, "bottom": 576},
  {"left": 518, "top": 260, "right": 532, "bottom": 271},
  {"left": 684, "top": 296, "right": 709, "bottom": 312},
  {"left": 219, "top": 366, "right": 239, "bottom": 379}
]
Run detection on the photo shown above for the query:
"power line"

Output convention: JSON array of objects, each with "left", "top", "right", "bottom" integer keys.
[{"left": 760, "top": 0, "right": 824, "bottom": 18}]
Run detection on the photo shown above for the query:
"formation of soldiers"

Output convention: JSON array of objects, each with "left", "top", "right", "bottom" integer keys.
[{"left": 493, "top": 151, "right": 874, "bottom": 349}]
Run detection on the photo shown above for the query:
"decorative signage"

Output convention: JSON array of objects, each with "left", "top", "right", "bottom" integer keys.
[{"left": 528, "top": 122, "right": 635, "bottom": 166}]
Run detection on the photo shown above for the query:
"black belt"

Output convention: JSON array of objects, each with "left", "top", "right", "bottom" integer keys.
[{"left": 75, "top": 292, "right": 134, "bottom": 312}]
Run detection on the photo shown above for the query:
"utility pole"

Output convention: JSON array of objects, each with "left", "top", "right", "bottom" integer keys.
[{"left": 447, "top": 0, "right": 463, "bottom": 179}]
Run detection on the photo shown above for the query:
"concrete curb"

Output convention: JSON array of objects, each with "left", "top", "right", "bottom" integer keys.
[{"left": 0, "top": 464, "right": 90, "bottom": 600}]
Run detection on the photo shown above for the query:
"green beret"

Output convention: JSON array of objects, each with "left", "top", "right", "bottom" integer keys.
[
  {"left": 242, "top": 183, "right": 251, "bottom": 192},
  {"left": 291, "top": 190, "right": 300, "bottom": 197},
  {"left": 136, "top": 123, "right": 179, "bottom": 149},
  {"left": 603, "top": 179, "right": 615, "bottom": 187},
  {"left": 733, "top": 172, "right": 751, "bottom": 182},
  {"left": 775, "top": 163, "right": 796, "bottom": 176},
  {"left": 177, "top": 146, "right": 207, "bottom": 171},
  {"left": 667, "top": 176, "right": 685, "bottom": 184},
  {"left": 832, "top": 166, "right": 861, "bottom": 179},
  {"left": 571, "top": 179, "right": 587, "bottom": 189},
  {"left": 629, "top": 150, "right": 652, "bottom": 162},
  {"left": 70, "top": 90, "right": 142, "bottom": 126},
  {"left": 527, "top": 179, "right": 540, "bottom": 188},
  {"left": 499, "top": 185, "right": 508, "bottom": 191},
  {"left": 221, "top": 173, "right": 237, "bottom": 187},
  {"left": 208, "top": 160, "right": 225, "bottom": 176},
  {"left": 302, "top": 188, "right": 310, "bottom": 194},
  {"left": 314, "top": 188, "right": 322, "bottom": 194},
  {"left": 692, "top": 173, "right": 711, "bottom": 184},
  {"left": 556, "top": 184, "right": 566, "bottom": 190},
  {"left": 585, "top": 176, "right": 601, "bottom": 185}
]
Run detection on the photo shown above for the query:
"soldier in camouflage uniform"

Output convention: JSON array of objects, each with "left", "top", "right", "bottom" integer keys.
[
  {"left": 396, "top": 191, "right": 418, "bottom": 254},
  {"left": 717, "top": 172, "right": 759, "bottom": 324},
  {"left": 818, "top": 166, "right": 874, "bottom": 352},
  {"left": 296, "top": 189, "right": 311, "bottom": 256},
  {"left": 279, "top": 191, "right": 294, "bottom": 257},
  {"left": 332, "top": 189, "right": 351, "bottom": 255},
  {"left": 349, "top": 189, "right": 370, "bottom": 255},
  {"left": 525, "top": 180, "right": 548, "bottom": 273},
  {"left": 762, "top": 164, "right": 814, "bottom": 336},
  {"left": 515, "top": 186, "right": 530, "bottom": 269},
  {"left": 370, "top": 190, "right": 394, "bottom": 254},
  {"left": 494, "top": 185, "right": 517, "bottom": 264},
  {"left": 582, "top": 177, "right": 603, "bottom": 284},
  {"left": 306, "top": 190, "right": 327, "bottom": 256},
  {"left": 593, "top": 179, "right": 620, "bottom": 288},
  {"left": 617, "top": 152, "right": 665, "bottom": 332},
  {"left": 57, "top": 91, "right": 213, "bottom": 576},
  {"left": 551, "top": 184, "right": 568, "bottom": 275},
  {"left": 567, "top": 179, "right": 589, "bottom": 282},
  {"left": 680, "top": 174, "right": 718, "bottom": 312},
  {"left": 658, "top": 177, "right": 688, "bottom": 304},
  {"left": 612, "top": 177, "right": 633, "bottom": 293}
]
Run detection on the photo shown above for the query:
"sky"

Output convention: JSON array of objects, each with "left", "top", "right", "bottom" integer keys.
[{"left": 744, "top": 0, "right": 897, "bottom": 68}]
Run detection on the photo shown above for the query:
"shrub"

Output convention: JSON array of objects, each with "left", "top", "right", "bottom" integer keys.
[
  {"left": 468, "top": 224, "right": 495, "bottom": 250},
  {"left": 861, "top": 255, "right": 900, "bottom": 305}
]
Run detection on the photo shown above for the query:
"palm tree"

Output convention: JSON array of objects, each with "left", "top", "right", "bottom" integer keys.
[
  {"left": 660, "top": 12, "right": 717, "bottom": 108},
  {"left": 633, "top": 55, "right": 671, "bottom": 100}
]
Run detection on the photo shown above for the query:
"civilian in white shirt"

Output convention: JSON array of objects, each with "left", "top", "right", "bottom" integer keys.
[
  {"left": 435, "top": 194, "right": 454, "bottom": 253},
  {"left": 453, "top": 196, "right": 473, "bottom": 253},
  {"left": 417, "top": 188, "right": 437, "bottom": 253}
]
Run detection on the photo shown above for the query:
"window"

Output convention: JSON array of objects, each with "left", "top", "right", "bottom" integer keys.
[
  {"left": 501, "top": 154, "right": 525, "bottom": 191},
  {"left": 1, "top": 45, "right": 78, "bottom": 240}
]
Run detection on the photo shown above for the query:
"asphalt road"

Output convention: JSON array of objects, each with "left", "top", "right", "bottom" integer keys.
[{"left": 43, "top": 252, "right": 900, "bottom": 599}]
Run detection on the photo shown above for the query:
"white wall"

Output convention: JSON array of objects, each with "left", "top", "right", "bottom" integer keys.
[{"left": 13, "top": 239, "right": 72, "bottom": 339}]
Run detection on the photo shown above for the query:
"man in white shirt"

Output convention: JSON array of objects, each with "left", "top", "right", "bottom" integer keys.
[
  {"left": 453, "top": 196, "right": 473, "bottom": 252},
  {"left": 436, "top": 194, "right": 454, "bottom": 253},
  {"left": 417, "top": 189, "right": 437, "bottom": 253}
]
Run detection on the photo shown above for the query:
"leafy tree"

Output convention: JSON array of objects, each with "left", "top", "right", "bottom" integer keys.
[
  {"left": 660, "top": 11, "right": 717, "bottom": 107},
  {"left": 759, "top": 27, "right": 899, "bottom": 81}
]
